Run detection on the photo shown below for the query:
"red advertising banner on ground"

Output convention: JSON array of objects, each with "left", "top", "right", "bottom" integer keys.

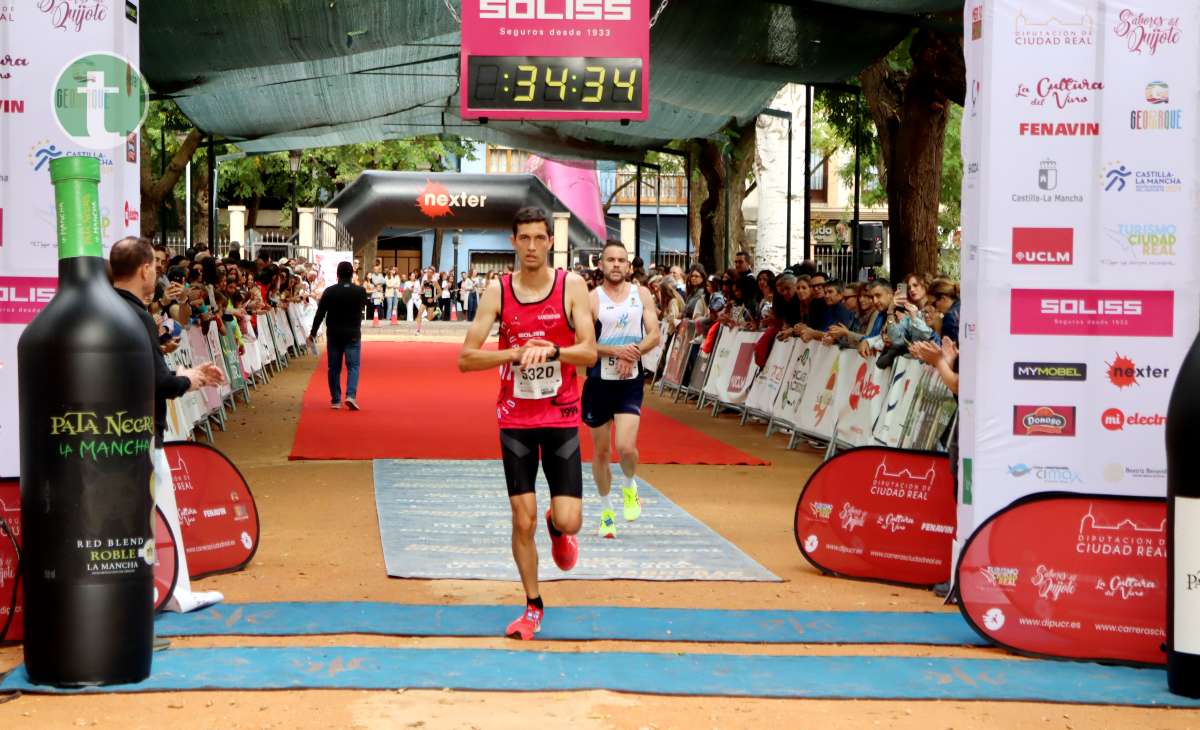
[
  {"left": 164, "top": 442, "right": 260, "bottom": 579},
  {"left": 794, "top": 447, "right": 954, "bottom": 587},
  {"left": 957, "top": 493, "right": 1166, "bottom": 667},
  {"left": 0, "top": 479, "right": 22, "bottom": 641},
  {"left": 0, "top": 482, "right": 177, "bottom": 642},
  {"left": 153, "top": 507, "right": 177, "bottom": 613}
]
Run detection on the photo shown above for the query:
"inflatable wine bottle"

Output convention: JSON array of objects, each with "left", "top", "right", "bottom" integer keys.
[
  {"left": 17, "top": 156, "right": 155, "bottom": 686},
  {"left": 1167, "top": 330, "right": 1200, "bottom": 697}
]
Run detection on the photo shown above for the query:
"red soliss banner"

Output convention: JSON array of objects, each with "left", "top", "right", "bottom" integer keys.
[
  {"left": 794, "top": 447, "right": 954, "bottom": 588},
  {"left": 957, "top": 493, "right": 1166, "bottom": 667},
  {"left": 164, "top": 442, "right": 260, "bottom": 579}
]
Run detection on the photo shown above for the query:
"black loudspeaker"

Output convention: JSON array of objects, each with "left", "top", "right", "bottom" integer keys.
[{"left": 857, "top": 222, "right": 884, "bottom": 267}]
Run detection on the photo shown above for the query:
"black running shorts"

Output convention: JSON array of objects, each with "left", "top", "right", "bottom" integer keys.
[
  {"left": 581, "top": 376, "right": 644, "bottom": 428},
  {"left": 499, "top": 427, "right": 583, "bottom": 499}
]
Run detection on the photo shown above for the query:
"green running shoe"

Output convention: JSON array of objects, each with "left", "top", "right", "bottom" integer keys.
[
  {"left": 599, "top": 509, "right": 617, "bottom": 539},
  {"left": 622, "top": 485, "right": 641, "bottom": 522}
]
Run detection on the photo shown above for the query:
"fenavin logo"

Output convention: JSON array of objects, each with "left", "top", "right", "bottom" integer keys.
[
  {"left": 1013, "top": 362, "right": 1086, "bottom": 381},
  {"left": 478, "top": 0, "right": 632, "bottom": 21}
]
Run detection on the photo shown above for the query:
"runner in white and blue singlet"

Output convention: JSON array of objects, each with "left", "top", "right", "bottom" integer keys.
[{"left": 582, "top": 241, "right": 660, "bottom": 539}]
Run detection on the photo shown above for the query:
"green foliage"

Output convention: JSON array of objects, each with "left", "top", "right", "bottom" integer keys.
[
  {"left": 143, "top": 99, "right": 473, "bottom": 226},
  {"left": 937, "top": 103, "right": 963, "bottom": 241}
]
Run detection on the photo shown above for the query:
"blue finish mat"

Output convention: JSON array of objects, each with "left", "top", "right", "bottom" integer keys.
[
  {"left": 3, "top": 646, "right": 1195, "bottom": 705},
  {"left": 373, "top": 460, "right": 779, "bottom": 581},
  {"left": 154, "top": 602, "right": 984, "bottom": 646}
]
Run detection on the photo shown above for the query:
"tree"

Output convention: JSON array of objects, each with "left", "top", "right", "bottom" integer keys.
[
  {"left": 813, "top": 29, "right": 964, "bottom": 279},
  {"left": 859, "top": 28, "right": 965, "bottom": 279},
  {"left": 692, "top": 121, "right": 756, "bottom": 274}
]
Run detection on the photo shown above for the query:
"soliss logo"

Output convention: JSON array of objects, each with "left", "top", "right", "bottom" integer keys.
[
  {"left": 478, "top": 0, "right": 632, "bottom": 20},
  {"left": 0, "top": 286, "right": 54, "bottom": 303},
  {"left": 1040, "top": 299, "right": 1142, "bottom": 315}
]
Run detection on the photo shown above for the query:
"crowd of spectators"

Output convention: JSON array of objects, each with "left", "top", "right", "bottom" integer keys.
[{"left": 146, "top": 242, "right": 318, "bottom": 355}]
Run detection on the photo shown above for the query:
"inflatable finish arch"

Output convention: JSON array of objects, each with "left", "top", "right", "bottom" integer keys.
[{"left": 328, "top": 171, "right": 604, "bottom": 262}]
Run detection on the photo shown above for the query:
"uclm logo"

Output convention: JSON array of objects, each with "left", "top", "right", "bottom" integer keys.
[
  {"left": 478, "top": 0, "right": 632, "bottom": 20},
  {"left": 1010, "top": 289, "right": 1173, "bottom": 337},
  {"left": 1012, "top": 227, "right": 1072, "bottom": 264}
]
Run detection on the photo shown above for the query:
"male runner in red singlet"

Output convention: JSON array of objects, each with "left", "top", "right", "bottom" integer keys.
[{"left": 459, "top": 206, "right": 597, "bottom": 640}]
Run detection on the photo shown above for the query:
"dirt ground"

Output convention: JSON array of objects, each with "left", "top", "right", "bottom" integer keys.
[{"left": 1, "top": 337, "right": 1197, "bottom": 728}]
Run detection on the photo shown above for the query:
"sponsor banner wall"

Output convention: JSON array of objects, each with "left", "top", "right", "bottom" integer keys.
[
  {"left": 702, "top": 327, "right": 761, "bottom": 406},
  {"left": 745, "top": 337, "right": 797, "bottom": 415},
  {"left": 960, "top": 0, "right": 1200, "bottom": 541},
  {"left": 0, "top": 3, "right": 141, "bottom": 476}
]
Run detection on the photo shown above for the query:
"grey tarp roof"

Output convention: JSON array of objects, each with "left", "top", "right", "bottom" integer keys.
[{"left": 142, "top": 0, "right": 961, "bottom": 159}]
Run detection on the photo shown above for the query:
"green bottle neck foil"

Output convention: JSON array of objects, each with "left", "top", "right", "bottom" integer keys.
[{"left": 49, "top": 156, "right": 103, "bottom": 260}]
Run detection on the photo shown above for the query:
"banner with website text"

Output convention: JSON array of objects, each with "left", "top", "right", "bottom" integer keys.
[
  {"left": 0, "top": 2, "right": 142, "bottom": 476},
  {"left": 956, "top": 0, "right": 1198, "bottom": 657}
]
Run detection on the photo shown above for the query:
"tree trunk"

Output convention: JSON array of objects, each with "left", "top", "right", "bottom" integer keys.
[
  {"left": 140, "top": 128, "right": 204, "bottom": 239},
  {"left": 194, "top": 166, "right": 211, "bottom": 249},
  {"left": 695, "top": 121, "right": 756, "bottom": 275},
  {"left": 247, "top": 193, "right": 261, "bottom": 230},
  {"left": 859, "top": 28, "right": 965, "bottom": 281}
]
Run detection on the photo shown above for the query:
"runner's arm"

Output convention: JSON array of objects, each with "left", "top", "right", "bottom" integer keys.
[
  {"left": 559, "top": 272, "right": 598, "bottom": 367},
  {"left": 636, "top": 285, "right": 661, "bottom": 354},
  {"left": 458, "top": 280, "right": 518, "bottom": 372}
]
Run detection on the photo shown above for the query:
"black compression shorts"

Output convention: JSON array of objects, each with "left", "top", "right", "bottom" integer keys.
[{"left": 499, "top": 427, "right": 583, "bottom": 499}]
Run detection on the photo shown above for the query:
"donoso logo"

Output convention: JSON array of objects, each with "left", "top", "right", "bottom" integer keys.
[
  {"left": 478, "top": 0, "right": 632, "bottom": 21},
  {"left": 1013, "top": 405, "right": 1076, "bottom": 436},
  {"left": 1010, "top": 289, "right": 1173, "bottom": 337},
  {"left": 1012, "top": 227, "right": 1073, "bottom": 265}
]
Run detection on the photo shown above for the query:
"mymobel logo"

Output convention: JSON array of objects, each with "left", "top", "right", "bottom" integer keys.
[
  {"left": 1013, "top": 362, "right": 1086, "bottom": 381},
  {"left": 52, "top": 53, "right": 149, "bottom": 151},
  {"left": 478, "top": 0, "right": 632, "bottom": 21}
]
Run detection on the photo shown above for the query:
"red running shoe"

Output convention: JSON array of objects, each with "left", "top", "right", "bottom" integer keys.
[
  {"left": 505, "top": 604, "right": 543, "bottom": 640},
  {"left": 546, "top": 509, "right": 578, "bottom": 571}
]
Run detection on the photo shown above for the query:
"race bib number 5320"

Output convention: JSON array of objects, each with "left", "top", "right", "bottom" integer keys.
[{"left": 514, "top": 361, "right": 562, "bottom": 400}]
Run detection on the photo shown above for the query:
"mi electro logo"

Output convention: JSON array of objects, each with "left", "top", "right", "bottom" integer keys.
[
  {"left": 478, "top": 0, "right": 632, "bottom": 20},
  {"left": 1013, "top": 362, "right": 1086, "bottom": 382},
  {"left": 1101, "top": 408, "right": 1165, "bottom": 431}
]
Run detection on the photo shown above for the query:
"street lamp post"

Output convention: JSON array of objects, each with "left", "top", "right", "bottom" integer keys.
[{"left": 289, "top": 150, "right": 301, "bottom": 242}]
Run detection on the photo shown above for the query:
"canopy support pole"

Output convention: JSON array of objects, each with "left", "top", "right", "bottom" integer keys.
[
  {"left": 207, "top": 134, "right": 216, "bottom": 253},
  {"left": 803, "top": 85, "right": 813, "bottom": 265},
  {"left": 635, "top": 164, "right": 642, "bottom": 261},
  {"left": 853, "top": 89, "right": 863, "bottom": 277}
]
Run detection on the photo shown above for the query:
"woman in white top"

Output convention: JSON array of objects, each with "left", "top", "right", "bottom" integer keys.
[
  {"left": 438, "top": 273, "right": 452, "bottom": 321},
  {"left": 384, "top": 266, "right": 402, "bottom": 322},
  {"left": 403, "top": 271, "right": 418, "bottom": 322}
]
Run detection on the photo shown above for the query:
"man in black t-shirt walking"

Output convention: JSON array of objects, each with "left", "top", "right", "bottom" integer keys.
[{"left": 309, "top": 260, "right": 369, "bottom": 410}]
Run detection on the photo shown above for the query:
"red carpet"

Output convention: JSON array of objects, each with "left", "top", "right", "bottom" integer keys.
[{"left": 289, "top": 341, "right": 768, "bottom": 465}]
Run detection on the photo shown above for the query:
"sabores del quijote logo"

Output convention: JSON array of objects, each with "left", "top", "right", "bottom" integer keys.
[
  {"left": 37, "top": 0, "right": 107, "bottom": 32},
  {"left": 1112, "top": 8, "right": 1181, "bottom": 55}
]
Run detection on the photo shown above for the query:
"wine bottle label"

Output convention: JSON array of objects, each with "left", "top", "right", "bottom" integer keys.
[
  {"left": 37, "top": 404, "right": 155, "bottom": 582},
  {"left": 1175, "top": 496, "right": 1200, "bottom": 654}
]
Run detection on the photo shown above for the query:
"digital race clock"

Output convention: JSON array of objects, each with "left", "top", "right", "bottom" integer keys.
[
  {"left": 466, "top": 56, "right": 643, "bottom": 113},
  {"left": 460, "top": 0, "right": 650, "bottom": 122}
]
